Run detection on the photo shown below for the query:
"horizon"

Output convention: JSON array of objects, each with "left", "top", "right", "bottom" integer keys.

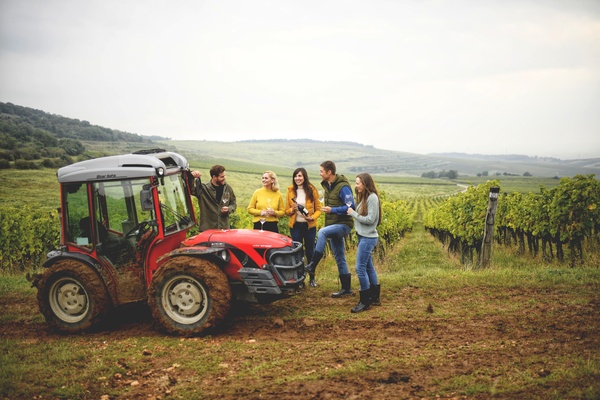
[{"left": 161, "top": 137, "right": 597, "bottom": 161}]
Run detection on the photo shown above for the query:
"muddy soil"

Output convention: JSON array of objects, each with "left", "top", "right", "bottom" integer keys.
[{"left": 1, "top": 283, "right": 599, "bottom": 399}]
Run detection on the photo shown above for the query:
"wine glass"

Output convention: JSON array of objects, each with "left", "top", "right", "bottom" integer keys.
[
  {"left": 221, "top": 192, "right": 230, "bottom": 206},
  {"left": 345, "top": 194, "right": 353, "bottom": 208},
  {"left": 259, "top": 217, "right": 266, "bottom": 231},
  {"left": 318, "top": 190, "right": 324, "bottom": 205},
  {"left": 266, "top": 198, "right": 273, "bottom": 215}
]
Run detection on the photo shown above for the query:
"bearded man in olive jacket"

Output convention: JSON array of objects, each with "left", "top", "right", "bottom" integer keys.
[{"left": 190, "top": 165, "right": 237, "bottom": 231}]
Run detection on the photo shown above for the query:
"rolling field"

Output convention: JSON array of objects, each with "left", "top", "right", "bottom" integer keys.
[{"left": 0, "top": 150, "right": 598, "bottom": 399}]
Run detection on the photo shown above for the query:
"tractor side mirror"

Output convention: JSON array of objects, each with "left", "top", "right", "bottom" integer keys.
[{"left": 140, "top": 189, "right": 154, "bottom": 211}]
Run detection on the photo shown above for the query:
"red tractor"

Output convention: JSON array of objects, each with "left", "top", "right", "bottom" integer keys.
[{"left": 30, "top": 149, "right": 305, "bottom": 335}]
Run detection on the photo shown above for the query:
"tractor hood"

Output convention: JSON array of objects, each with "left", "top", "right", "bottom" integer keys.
[{"left": 182, "top": 229, "right": 294, "bottom": 249}]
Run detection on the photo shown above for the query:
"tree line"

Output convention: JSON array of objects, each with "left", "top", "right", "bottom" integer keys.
[{"left": 0, "top": 102, "right": 166, "bottom": 169}]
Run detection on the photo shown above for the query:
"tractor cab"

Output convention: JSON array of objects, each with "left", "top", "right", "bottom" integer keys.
[{"left": 51, "top": 149, "right": 196, "bottom": 302}]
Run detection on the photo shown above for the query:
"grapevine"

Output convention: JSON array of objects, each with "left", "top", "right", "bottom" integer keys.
[{"left": 425, "top": 175, "right": 599, "bottom": 265}]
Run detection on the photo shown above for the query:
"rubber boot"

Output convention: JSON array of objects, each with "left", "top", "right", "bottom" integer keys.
[
  {"left": 304, "top": 251, "right": 323, "bottom": 275},
  {"left": 309, "top": 273, "right": 317, "bottom": 287},
  {"left": 370, "top": 284, "right": 381, "bottom": 306},
  {"left": 331, "top": 273, "right": 353, "bottom": 298},
  {"left": 351, "top": 289, "right": 372, "bottom": 313}
]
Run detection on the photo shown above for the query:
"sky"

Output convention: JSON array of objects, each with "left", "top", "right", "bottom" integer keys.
[{"left": 1, "top": 0, "right": 599, "bottom": 159}]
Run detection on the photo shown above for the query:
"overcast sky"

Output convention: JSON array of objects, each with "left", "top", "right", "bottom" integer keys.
[{"left": 1, "top": 0, "right": 599, "bottom": 159}]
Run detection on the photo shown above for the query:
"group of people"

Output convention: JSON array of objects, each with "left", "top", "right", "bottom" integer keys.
[{"left": 189, "top": 161, "right": 381, "bottom": 313}]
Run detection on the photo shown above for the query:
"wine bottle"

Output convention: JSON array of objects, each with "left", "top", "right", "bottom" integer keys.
[{"left": 292, "top": 198, "right": 309, "bottom": 216}]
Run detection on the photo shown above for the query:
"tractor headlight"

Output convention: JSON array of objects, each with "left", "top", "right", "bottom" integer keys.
[
  {"left": 156, "top": 167, "right": 165, "bottom": 177},
  {"left": 220, "top": 250, "right": 230, "bottom": 262}
]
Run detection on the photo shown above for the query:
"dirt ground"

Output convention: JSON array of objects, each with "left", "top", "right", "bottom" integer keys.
[{"left": 1, "top": 283, "right": 599, "bottom": 399}]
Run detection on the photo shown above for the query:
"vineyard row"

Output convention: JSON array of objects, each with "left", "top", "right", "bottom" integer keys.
[
  {"left": 423, "top": 174, "right": 600, "bottom": 266},
  {"left": 0, "top": 194, "right": 415, "bottom": 273}
]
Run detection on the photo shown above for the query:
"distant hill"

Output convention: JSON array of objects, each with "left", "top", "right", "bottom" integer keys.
[
  {"left": 156, "top": 139, "right": 600, "bottom": 178},
  {"left": 430, "top": 152, "right": 562, "bottom": 163},
  {"left": 1, "top": 102, "right": 599, "bottom": 178}
]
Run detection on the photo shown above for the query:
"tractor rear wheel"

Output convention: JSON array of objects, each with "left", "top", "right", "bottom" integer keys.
[
  {"left": 148, "top": 257, "right": 231, "bottom": 336},
  {"left": 37, "top": 260, "right": 112, "bottom": 333}
]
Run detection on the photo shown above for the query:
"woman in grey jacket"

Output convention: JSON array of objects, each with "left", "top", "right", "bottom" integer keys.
[{"left": 347, "top": 173, "right": 382, "bottom": 313}]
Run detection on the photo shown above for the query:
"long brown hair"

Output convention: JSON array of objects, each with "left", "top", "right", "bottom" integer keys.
[
  {"left": 292, "top": 168, "right": 315, "bottom": 202},
  {"left": 356, "top": 173, "right": 382, "bottom": 226}
]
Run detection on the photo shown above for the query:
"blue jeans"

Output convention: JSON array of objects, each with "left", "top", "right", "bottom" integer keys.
[
  {"left": 355, "top": 235, "right": 379, "bottom": 291},
  {"left": 315, "top": 224, "right": 351, "bottom": 275},
  {"left": 290, "top": 222, "right": 316, "bottom": 262}
]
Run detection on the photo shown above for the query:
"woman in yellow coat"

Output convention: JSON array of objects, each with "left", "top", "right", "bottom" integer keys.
[
  {"left": 286, "top": 168, "right": 322, "bottom": 287},
  {"left": 248, "top": 171, "right": 286, "bottom": 233}
]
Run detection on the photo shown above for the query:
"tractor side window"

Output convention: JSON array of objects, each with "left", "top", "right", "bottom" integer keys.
[
  {"left": 63, "top": 183, "right": 92, "bottom": 247},
  {"left": 94, "top": 179, "right": 153, "bottom": 235}
]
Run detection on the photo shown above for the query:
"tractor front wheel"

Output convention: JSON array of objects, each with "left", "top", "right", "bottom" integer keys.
[
  {"left": 37, "top": 260, "right": 112, "bottom": 333},
  {"left": 148, "top": 257, "right": 231, "bottom": 336}
]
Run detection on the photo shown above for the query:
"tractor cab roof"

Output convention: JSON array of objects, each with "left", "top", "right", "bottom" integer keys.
[{"left": 57, "top": 149, "right": 188, "bottom": 183}]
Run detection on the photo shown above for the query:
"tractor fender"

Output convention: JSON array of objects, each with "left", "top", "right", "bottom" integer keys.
[{"left": 41, "top": 250, "right": 118, "bottom": 304}]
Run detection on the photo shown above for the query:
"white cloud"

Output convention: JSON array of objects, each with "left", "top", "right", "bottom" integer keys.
[{"left": 1, "top": 0, "right": 599, "bottom": 158}]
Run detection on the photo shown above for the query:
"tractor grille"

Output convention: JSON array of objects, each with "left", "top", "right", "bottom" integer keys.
[
  {"left": 268, "top": 242, "right": 303, "bottom": 266},
  {"left": 266, "top": 242, "right": 305, "bottom": 287}
]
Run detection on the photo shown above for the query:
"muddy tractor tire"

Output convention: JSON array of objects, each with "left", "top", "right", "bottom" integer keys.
[
  {"left": 148, "top": 256, "right": 232, "bottom": 336},
  {"left": 37, "top": 260, "right": 112, "bottom": 333}
]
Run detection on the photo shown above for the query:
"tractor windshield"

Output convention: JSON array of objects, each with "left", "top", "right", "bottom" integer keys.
[{"left": 158, "top": 173, "right": 194, "bottom": 235}]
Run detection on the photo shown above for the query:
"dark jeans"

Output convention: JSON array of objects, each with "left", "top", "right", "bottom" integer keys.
[
  {"left": 290, "top": 222, "right": 316, "bottom": 262},
  {"left": 253, "top": 221, "right": 279, "bottom": 233}
]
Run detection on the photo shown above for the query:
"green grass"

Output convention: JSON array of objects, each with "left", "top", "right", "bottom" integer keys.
[{"left": 0, "top": 274, "right": 32, "bottom": 293}]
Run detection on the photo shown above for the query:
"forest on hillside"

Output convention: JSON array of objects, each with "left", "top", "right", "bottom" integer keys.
[{"left": 0, "top": 102, "right": 166, "bottom": 169}]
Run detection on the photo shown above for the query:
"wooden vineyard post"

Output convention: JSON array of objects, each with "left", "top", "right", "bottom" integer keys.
[{"left": 480, "top": 186, "right": 500, "bottom": 268}]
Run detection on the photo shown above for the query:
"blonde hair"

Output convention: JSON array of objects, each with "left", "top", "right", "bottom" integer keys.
[{"left": 264, "top": 170, "right": 280, "bottom": 191}]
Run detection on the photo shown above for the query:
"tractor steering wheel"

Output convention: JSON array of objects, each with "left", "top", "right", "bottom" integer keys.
[{"left": 125, "top": 221, "right": 151, "bottom": 239}]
